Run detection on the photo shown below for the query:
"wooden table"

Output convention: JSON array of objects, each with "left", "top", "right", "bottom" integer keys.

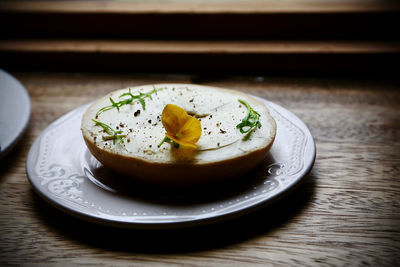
[{"left": 1, "top": 72, "right": 399, "bottom": 266}]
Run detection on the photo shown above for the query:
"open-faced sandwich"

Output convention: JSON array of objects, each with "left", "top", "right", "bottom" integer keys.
[{"left": 81, "top": 84, "right": 276, "bottom": 185}]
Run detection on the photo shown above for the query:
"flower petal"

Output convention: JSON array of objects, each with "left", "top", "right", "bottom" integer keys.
[
  {"left": 161, "top": 104, "right": 189, "bottom": 136},
  {"left": 161, "top": 104, "right": 202, "bottom": 148},
  {"left": 166, "top": 133, "right": 198, "bottom": 149},
  {"left": 177, "top": 116, "right": 202, "bottom": 143}
]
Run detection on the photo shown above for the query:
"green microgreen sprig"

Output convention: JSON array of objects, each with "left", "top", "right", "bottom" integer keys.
[
  {"left": 92, "top": 119, "right": 125, "bottom": 145},
  {"left": 236, "top": 99, "right": 262, "bottom": 140},
  {"left": 96, "top": 87, "right": 160, "bottom": 116}
]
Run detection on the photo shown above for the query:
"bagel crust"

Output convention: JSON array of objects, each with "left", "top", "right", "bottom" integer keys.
[{"left": 81, "top": 84, "right": 276, "bottom": 184}]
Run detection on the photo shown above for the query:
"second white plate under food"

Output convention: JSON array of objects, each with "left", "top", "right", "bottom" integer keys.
[{"left": 26, "top": 93, "right": 315, "bottom": 229}]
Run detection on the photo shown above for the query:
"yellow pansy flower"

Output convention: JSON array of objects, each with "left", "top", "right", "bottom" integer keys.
[{"left": 159, "top": 104, "right": 201, "bottom": 149}]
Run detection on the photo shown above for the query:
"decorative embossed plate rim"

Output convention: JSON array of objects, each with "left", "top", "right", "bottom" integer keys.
[{"left": 26, "top": 91, "right": 315, "bottom": 229}]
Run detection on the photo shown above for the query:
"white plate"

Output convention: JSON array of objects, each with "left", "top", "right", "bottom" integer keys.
[
  {"left": 0, "top": 69, "right": 31, "bottom": 159},
  {"left": 26, "top": 95, "right": 315, "bottom": 229}
]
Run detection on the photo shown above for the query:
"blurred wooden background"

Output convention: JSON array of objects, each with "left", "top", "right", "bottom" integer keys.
[{"left": 1, "top": 0, "right": 399, "bottom": 75}]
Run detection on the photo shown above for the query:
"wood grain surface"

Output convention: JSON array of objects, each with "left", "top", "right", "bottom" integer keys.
[{"left": 0, "top": 72, "right": 399, "bottom": 266}]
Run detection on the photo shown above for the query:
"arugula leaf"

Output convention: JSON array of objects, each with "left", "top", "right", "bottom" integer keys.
[
  {"left": 92, "top": 119, "right": 125, "bottom": 145},
  {"left": 236, "top": 99, "right": 262, "bottom": 140},
  {"left": 96, "top": 87, "right": 160, "bottom": 116}
]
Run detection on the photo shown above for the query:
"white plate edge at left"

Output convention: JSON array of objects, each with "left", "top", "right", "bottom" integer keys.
[{"left": 0, "top": 69, "right": 31, "bottom": 159}]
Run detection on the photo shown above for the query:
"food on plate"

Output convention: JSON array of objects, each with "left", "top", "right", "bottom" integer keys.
[{"left": 81, "top": 84, "right": 276, "bottom": 184}]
